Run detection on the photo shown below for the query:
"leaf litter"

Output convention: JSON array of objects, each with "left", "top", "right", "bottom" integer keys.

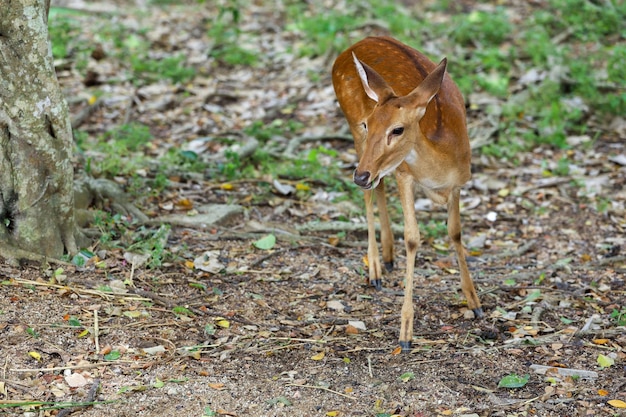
[{"left": 1, "top": 0, "right": 625, "bottom": 416}]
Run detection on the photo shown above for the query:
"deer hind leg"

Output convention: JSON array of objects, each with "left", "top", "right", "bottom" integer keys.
[
  {"left": 375, "top": 178, "right": 394, "bottom": 273},
  {"left": 447, "top": 188, "right": 483, "bottom": 317}
]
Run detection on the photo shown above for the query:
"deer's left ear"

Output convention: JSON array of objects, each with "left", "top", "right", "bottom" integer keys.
[
  {"left": 407, "top": 58, "right": 447, "bottom": 114},
  {"left": 352, "top": 52, "right": 395, "bottom": 104}
]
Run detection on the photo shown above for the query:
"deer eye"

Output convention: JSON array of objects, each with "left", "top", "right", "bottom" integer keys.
[{"left": 391, "top": 127, "right": 404, "bottom": 136}]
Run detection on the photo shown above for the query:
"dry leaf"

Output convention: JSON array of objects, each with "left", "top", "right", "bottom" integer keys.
[
  {"left": 176, "top": 198, "right": 193, "bottom": 209},
  {"left": 215, "top": 317, "right": 230, "bottom": 328},
  {"left": 209, "top": 383, "right": 225, "bottom": 390},
  {"left": 598, "top": 389, "right": 609, "bottom": 396},
  {"left": 310, "top": 351, "right": 325, "bottom": 361},
  {"left": 345, "top": 325, "right": 359, "bottom": 335},
  {"left": 65, "top": 372, "right": 88, "bottom": 388},
  {"left": 608, "top": 399, "right": 626, "bottom": 408}
]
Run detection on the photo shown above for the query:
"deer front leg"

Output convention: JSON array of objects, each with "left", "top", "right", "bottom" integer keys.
[
  {"left": 375, "top": 178, "right": 394, "bottom": 273},
  {"left": 396, "top": 172, "right": 419, "bottom": 352},
  {"left": 447, "top": 188, "right": 483, "bottom": 318},
  {"left": 363, "top": 188, "right": 383, "bottom": 289}
]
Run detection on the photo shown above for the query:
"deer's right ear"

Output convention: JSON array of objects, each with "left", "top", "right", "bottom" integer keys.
[{"left": 352, "top": 52, "right": 394, "bottom": 103}]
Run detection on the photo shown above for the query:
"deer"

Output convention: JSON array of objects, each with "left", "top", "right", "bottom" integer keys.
[{"left": 331, "top": 36, "right": 483, "bottom": 352}]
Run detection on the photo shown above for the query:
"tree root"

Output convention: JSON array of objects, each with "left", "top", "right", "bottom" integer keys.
[
  {"left": 74, "top": 177, "right": 149, "bottom": 226},
  {"left": 0, "top": 244, "right": 72, "bottom": 267}
]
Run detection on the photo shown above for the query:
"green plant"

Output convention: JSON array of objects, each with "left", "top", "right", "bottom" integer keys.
[
  {"left": 130, "top": 54, "right": 195, "bottom": 84},
  {"left": 208, "top": 2, "right": 258, "bottom": 66},
  {"left": 421, "top": 220, "right": 448, "bottom": 241},
  {"left": 610, "top": 308, "right": 626, "bottom": 326},
  {"left": 127, "top": 224, "right": 171, "bottom": 268},
  {"left": 450, "top": 8, "right": 511, "bottom": 47},
  {"left": 286, "top": 4, "right": 358, "bottom": 57}
]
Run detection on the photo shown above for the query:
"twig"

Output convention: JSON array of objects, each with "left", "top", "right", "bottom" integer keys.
[
  {"left": 286, "top": 383, "right": 357, "bottom": 400},
  {"left": 296, "top": 220, "right": 404, "bottom": 236},
  {"left": 14, "top": 278, "right": 151, "bottom": 302},
  {"left": 486, "top": 240, "right": 537, "bottom": 259},
  {"left": 71, "top": 97, "right": 103, "bottom": 129},
  {"left": 250, "top": 248, "right": 289, "bottom": 268},
  {"left": 57, "top": 378, "right": 101, "bottom": 417},
  {"left": 11, "top": 361, "right": 137, "bottom": 372},
  {"left": 595, "top": 255, "right": 626, "bottom": 266},
  {"left": 367, "top": 355, "right": 373, "bottom": 379},
  {"left": 93, "top": 309, "right": 100, "bottom": 354},
  {"left": 578, "top": 314, "right": 601, "bottom": 335},
  {"left": 2, "top": 357, "right": 7, "bottom": 398}
]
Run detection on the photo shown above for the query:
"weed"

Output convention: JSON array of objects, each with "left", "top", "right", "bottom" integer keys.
[
  {"left": 127, "top": 224, "right": 171, "bottom": 268},
  {"left": 130, "top": 54, "right": 195, "bottom": 84},
  {"left": 450, "top": 8, "right": 511, "bottom": 47},
  {"left": 421, "top": 220, "right": 448, "bottom": 241},
  {"left": 244, "top": 119, "right": 303, "bottom": 143},
  {"left": 208, "top": 2, "right": 258, "bottom": 66},
  {"left": 610, "top": 308, "right": 626, "bottom": 326}
]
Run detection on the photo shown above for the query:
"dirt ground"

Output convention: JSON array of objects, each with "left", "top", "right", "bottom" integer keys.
[
  {"left": 1, "top": 0, "right": 626, "bottom": 416},
  {"left": 2, "top": 154, "right": 626, "bottom": 417}
]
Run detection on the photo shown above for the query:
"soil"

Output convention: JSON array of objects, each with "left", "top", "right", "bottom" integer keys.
[{"left": 1, "top": 1, "right": 625, "bottom": 416}]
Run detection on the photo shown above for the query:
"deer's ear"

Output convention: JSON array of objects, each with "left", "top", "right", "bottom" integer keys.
[
  {"left": 352, "top": 52, "right": 395, "bottom": 103},
  {"left": 408, "top": 57, "right": 447, "bottom": 109}
]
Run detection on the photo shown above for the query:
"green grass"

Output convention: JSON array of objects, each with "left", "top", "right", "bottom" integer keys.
[{"left": 207, "top": 2, "right": 258, "bottom": 66}]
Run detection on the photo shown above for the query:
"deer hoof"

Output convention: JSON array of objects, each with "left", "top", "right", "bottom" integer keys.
[
  {"left": 384, "top": 261, "right": 394, "bottom": 272},
  {"left": 473, "top": 307, "right": 485, "bottom": 319},
  {"left": 370, "top": 279, "right": 382, "bottom": 291},
  {"left": 399, "top": 341, "right": 412, "bottom": 353}
]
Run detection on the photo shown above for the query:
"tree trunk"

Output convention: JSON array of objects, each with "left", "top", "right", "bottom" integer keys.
[{"left": 0, "top": 0, "right": 79, "bottom": 259}]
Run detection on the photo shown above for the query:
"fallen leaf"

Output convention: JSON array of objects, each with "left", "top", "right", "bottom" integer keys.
[
  {"left": 176, "top": 198, "right": 193, "bottom": 209},
  {"left": 310, "top": 351, "right": 325, "bottom": 361},
  {"left": 272, "top": 179, "right": 294, "bottom": 195},
  {"left": 345, "top": 325, "right": 359, "bottom": 335},
  {"left": 253, "top": 234, "right": 276, "bottom": 250},
  {"left": 598, "top": 389, "right": 609, "bottom": 396},
  {"left": 592, "top": 339, "right": 609, "bottom": 345},
  {"left": 608, "top": 399, "right": 626, "bottom": 408},
  {"left": 65, "top": 372, "right": 88, "bottom": 388},
  {"left": 326, "top": 300, "right": 344, "bottom": 312},
  {"left": 597, "top": 354, "right": 614, "bottom": 368},
  {"left": 326, "top": 411, "right": 340, "bottom": 416},
  {"left": 497, "top": 373, "right": 529, "bottom": 388},
  {"left": 28, "top": 351, "right": 41, "bottom": 361},
  {"left": 193, "top": 251, "right": 225, "bottom": 273},
  {"left": 348, "top": 320, "right": 366, "bottom": 330},
  {"left": 399, "top": 372, "right": 414, "bottom": 382},
  {"left": 214, "top": 317, "right": 230, "bottom": 328},
  {"left": 209, "top": 383, "right": 225, "bottom": 390},
  {"left": 142, "top": 345, "right": 166, "bottom": 355}
]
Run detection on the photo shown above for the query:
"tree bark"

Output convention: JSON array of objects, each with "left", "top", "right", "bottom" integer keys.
[{"left": 0, "top": 0, "right": 79, "bottom": 259}]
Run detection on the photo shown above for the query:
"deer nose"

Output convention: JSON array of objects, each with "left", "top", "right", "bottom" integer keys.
[{"left": 353, "top": 170, "right": 371, "bottom": 188}]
